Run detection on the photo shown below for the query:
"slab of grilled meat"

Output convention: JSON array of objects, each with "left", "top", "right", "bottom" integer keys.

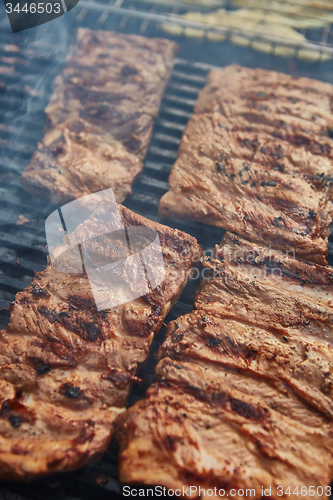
[
  {"left": 21, "top": 118, "right": 142, "bottom": 205},
  {"left": 21, "top": 29, "right": 178, "bottom": 204},
  {"left": 116, "top": 232, "right": 333, "bottom": 500},
  {"left": 0, "top": 204, "right": 201, "bottom": 480},
  {"left": 159, "top": 111, "right": 333, "bottom": 264},
  {"left": 195, "top": 65, "right": 333, "bottom": 155}
]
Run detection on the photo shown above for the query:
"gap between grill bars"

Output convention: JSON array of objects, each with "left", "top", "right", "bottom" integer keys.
[
  {"left": 76, "top": 0, "right": 333, "bottom": 59},
  {"left": 0, "top": 52, "right": 225, "bottom": 500},
  {"left": 0, "top": 57, "right": 224, "bottom": 326},
  {"left": 1, "top": 55, "right": 333, "bottom": 326},
  {"left": 0, "top": 31, "right": 333, "bottom": 499}
]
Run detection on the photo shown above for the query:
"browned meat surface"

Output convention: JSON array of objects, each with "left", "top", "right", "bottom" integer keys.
[
  {"left": 0, "top": 204, "right": 201, "bottom": 480},
  {"left": 159, "top": 112, "right": 333, "bottom": 264},
  {"left": 21, "top": 118, "right": 142, "bottom": 204},
  {"left": 195, "top": 65, "right": 333, "bottom": 144},
  {"left": 116, "top": 232, "right": 333, "bottom": 499},
  {"left": 21, "top": 29, "right": 178, "bottom": 204}
]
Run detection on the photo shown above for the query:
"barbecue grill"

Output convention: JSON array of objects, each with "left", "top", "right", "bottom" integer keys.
[{"left": 0, "top": 1, "right": 333, "bottom": 498}]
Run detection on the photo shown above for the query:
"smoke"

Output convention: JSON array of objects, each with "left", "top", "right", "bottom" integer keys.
[
  {"left": 19, "top": 14, "right": 72, "bottom": 61},
  {"left": 0, "top": 12, "right": 74, "bottom": 169}
]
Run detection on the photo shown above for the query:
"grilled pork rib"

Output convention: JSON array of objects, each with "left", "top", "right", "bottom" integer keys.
[
  {"left": 0, "top": 204, "right": 201, "bottom": 480},
  {"left": 159, "top": 65, "right": 333, "bottom": 264},
  {"left": 116, "top": 233, "right": 333, "bottom": 500},
  {"left": 21, "top": 29, "right": 178, "bottom": 204},
  {"left": 195, "top": 65, "right": 333, "bottom": 138}
]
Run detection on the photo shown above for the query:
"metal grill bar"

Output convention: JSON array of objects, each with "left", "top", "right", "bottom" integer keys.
[
  {"left": 0, "top": 31, "right": 333, "bottom": 499},
  {"left": 0, "top": 254, "right": 45, "bottom": 272},
  {"left": 78, "top": 0, "right": 333, "bottom": 57}
]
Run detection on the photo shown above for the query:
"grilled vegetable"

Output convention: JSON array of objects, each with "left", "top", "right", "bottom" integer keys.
[{"left": 162, "top": 8, "right": 331, "bottom": 60}]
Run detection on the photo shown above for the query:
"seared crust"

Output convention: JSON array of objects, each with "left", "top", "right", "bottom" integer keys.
[
  {"left": 195, "top": 65, "right": 333, "bottom": 138},
  {"left": 159, "top": 65, "right": 333, "bottom": 264},
  {"left": 20, "top": 118, "right": 142, "bottom": 205},
  {"left": 21, "top": 29, "right": 178, "bottom": 204},
  {"left": 0, "top": 204, "right": 201, "bottom": 481},
  {"left": 116, "top": 233, "right": 333, "bottom": 500},
  {"left": 159, "top": 113, "right": 333, "bottom": 264}
]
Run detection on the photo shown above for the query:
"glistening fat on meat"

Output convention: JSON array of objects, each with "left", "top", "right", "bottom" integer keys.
[
  {"left": 0, "top": 203, "right": 202, "bottom": 480},
  {"left": 159, "top": 64, "right": 333, "bottom": 264},
  {"left": 116, "top": 232, "right": 333, "bottom": 500},
  {"left": 20, "top": 29, "right": 178, "bottom": 204}
]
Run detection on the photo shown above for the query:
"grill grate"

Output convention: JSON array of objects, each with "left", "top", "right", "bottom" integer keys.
[
  {"left": 1, "top": 9, "right": 333, "bottom": 499},
  {"left": 76, "top": 0, "right": 333, "bottom": 59}
]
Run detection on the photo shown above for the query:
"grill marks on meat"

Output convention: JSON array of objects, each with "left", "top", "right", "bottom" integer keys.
[
  {"left": 160, "top": 113, "right": 333, "bottom": 264},
  {"left": 0, "top": 205, "right": 202, "bottom": 480},
  {"left": 159, "top": 65, "right": 333, "bottom": 264},
  {"left": 195, "top": 65, "right": 333, "bottom": 147},
  {"left": 21, "top": 29, "right": 178, "bottom": 204},
  {"left": 21, "top": 118, "right": 142, "bottom": 205},
  {"left": 116, "top": 233, "right": 333, "bottom": 499}
]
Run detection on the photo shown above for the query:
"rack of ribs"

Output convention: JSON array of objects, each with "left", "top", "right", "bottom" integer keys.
[
  {"left": 0, "top": 203, "right": 201, "bottom": 480},
  {"left": 159, "top": 64, "right": 333, "bottom": 264},
  {"left": 21, "top": 28, "right": 178, "bottom": 204},
  {"left": 116, "top": 232, "right": 333, "bottom": 500}
]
